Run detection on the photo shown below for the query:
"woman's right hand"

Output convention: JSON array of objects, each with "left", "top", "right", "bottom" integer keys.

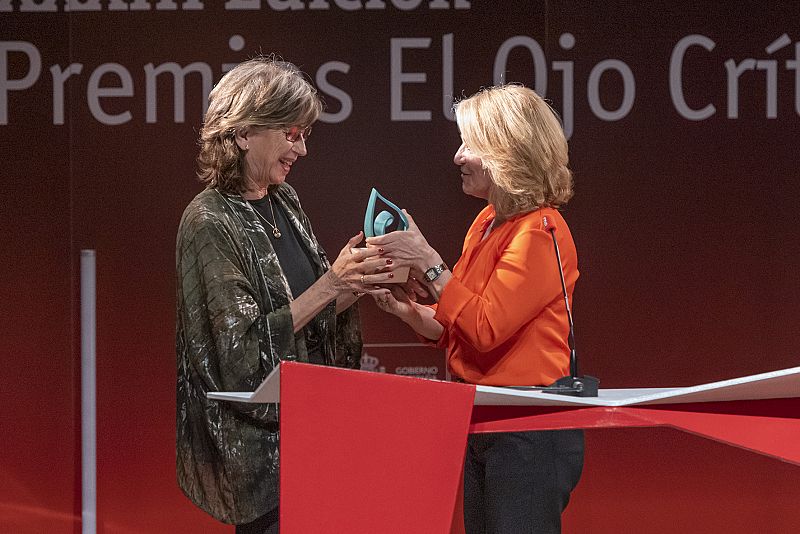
[{"left": 365, "top": 210, "right": 441, "bottom": 273}]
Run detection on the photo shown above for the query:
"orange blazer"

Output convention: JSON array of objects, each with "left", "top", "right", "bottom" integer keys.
[{"left": 433, "top": 205, "right": 578, "bottom": 386}]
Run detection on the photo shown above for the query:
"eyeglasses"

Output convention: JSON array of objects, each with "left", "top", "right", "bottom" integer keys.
[{"left": 284, "top": 125, "right": 312, "bottom": 143}]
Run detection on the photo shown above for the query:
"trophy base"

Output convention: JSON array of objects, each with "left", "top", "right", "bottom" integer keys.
[{"left": 383, "top": 266, "right": 410, "bottom": 284}]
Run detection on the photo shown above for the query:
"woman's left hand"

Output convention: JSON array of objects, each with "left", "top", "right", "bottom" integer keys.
[
  {"left": 371, "top": 285, "right": 416, "bottom": 321},
  {"left": 365, "top": 210, "right": 441, "bottom": 272},
  {"left": 400, "top": 276, "right": 429, "bottom": 301},
  {"left": 329, "top": 232, "right": 385, "bottom": 295},
  {"left": 371, "top": 284, "right": 444, "bottom": 342}
]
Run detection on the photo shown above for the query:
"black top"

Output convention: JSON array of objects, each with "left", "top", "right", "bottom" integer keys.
[
  {"left": 249, "top": 195, "right": 317, "bottom": 299},
  {"left": 249, "top": 194, "right": 323, "bottom": 363}
]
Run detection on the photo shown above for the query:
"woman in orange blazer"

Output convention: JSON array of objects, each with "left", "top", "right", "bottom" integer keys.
[{"left": 366, "top": 85, "right": 584, "bottom": 534}]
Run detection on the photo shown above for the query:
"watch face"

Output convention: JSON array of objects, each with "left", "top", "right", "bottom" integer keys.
[{"left": 425, "top": 264, "right": 444, "bottom": 282}]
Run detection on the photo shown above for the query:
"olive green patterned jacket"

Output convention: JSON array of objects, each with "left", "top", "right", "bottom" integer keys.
[{"left": 175, "top": 184, "right": 362, "bottom": 525}]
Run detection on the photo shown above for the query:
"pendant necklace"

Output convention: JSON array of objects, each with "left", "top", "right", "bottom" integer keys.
[{"left": 253, "top": 195, "right": 282, "bottom": 239}]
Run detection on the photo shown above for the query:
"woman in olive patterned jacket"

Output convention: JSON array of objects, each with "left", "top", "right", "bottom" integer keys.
[{"left": 175, "top": 57, "right": 384, "bottom": 534}]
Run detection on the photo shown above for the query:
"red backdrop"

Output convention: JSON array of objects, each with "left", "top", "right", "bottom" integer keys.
[{"left": 2, "top": 1, "right": 799, "bottom": 532}]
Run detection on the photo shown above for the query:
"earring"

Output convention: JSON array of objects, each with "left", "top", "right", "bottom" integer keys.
[{"left": 245, "top": 145, "right": 249, "bottom": 150}]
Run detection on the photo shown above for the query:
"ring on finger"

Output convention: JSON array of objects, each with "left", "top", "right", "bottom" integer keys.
[{"left": 360, "top": 275, "right": 365, "bottom": 284}]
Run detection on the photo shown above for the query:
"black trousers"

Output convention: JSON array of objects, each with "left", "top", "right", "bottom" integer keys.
[
  {"left": 463, "top": 429, "right": 584, "bottom": 534},
  {"left": 235, "top": 507, "right": 279, "bottom": 534}
]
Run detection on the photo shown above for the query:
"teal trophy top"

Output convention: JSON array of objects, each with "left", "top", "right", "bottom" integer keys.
[{"left": 364, "top": 188, "right": 409, "bottom": 237}]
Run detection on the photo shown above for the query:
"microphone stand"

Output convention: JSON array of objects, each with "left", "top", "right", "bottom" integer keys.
[{"left": 527, "top": 218, "right": 599, "bottom": 397}]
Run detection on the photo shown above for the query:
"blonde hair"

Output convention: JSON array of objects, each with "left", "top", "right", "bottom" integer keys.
[
  {"left": 454, "top": 84, "right": 573, "bottom": 219},
  {"left": 196, "top": 56, "right": 322, "bottom": 192}
]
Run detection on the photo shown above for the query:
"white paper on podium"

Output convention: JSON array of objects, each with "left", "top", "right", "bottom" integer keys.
[
  {"left": 207, "top": 364, "right": 280, "bottom": 403},
  {"left": 206, "top": 364, "right": 800, "bottom": 407}
]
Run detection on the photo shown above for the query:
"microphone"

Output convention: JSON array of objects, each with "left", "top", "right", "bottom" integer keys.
[{"left": 528, "top": 215, "right": 599, "bottom": 397}]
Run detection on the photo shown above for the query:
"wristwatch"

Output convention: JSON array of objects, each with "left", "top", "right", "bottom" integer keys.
[{"left": 423, "top": 262, "right": 448, "bottom": 283}]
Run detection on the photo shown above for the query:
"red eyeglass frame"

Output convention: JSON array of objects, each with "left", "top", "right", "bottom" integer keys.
[{"left": 284, "top": 125, "right": 312, "bottom": 143}]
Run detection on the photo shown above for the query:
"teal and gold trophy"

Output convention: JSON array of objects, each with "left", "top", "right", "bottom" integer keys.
[{"left": 361, "top": 188, "right": 410, "bottom": 283}]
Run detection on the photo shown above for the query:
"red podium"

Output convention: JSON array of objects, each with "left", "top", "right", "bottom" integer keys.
[{"left": 209, "top": 363, "right": 800, "bottom": 533}]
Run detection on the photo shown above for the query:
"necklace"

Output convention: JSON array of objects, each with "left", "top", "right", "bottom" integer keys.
[{"left": 252, "top": 196, "right": 282, "bottom": 239}]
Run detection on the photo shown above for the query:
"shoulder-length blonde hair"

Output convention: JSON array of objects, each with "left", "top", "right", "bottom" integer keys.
[
  {"left": 196, "top": 56, "right": 323, "bottom": 192},
  {"left": 454, "top": 84, "right": 573, "bottom": 219}
]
